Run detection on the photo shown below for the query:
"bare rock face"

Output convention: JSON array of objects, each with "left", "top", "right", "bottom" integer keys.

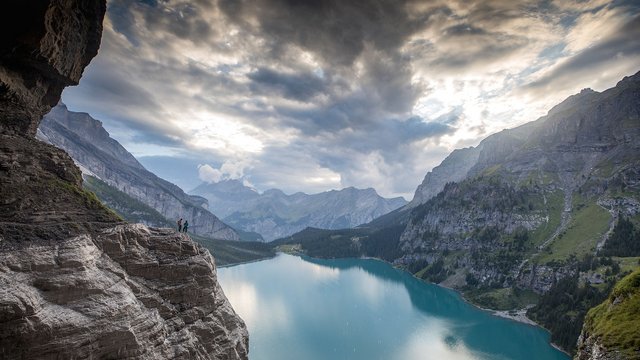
[
  {"left": 408, "top": 146, "right": 480, "bottom": 208},
  {"left": 0, "top": 1, "right": 105, "bottom": 136},
  {"left": 0, "top": 224, "right": 248, "bottom": 359}
]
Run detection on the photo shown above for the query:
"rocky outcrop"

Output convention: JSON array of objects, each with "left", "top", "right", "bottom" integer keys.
[
  {"left": 408, "top": 146, "right": 480, "bottom": 207},
  {"left": 38, "top": 103, "right": 240, "bottom": 241},
  {"left": 574, "top": 269, "right": 640, "bottom": 360},
  {"left": 0, "top": 1, "right": 105, "bottom": 136},
  {"left": 0, "top": 1, "right": 249, "bottom": 358},
  {"left": 192, "top": 180, "right": 407, "bottom": 241},
  {"left": 0, "top": 224, "right": 248, "bottom": 359}
]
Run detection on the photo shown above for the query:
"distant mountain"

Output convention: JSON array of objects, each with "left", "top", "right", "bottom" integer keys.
[
  {"left": 37, "top": 103, "right": 239, "bottom": 241},
  {"left": 190, "top": 180, "right": 407, "bottom": 241}
]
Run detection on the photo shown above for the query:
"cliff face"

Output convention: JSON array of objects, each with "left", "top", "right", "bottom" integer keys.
[
  {"left": 38, "top": 103, "right": 240, "bottom": 241},
  {"left": 575, "top": 269, "right": 640, "bottom": 360},
  {"left": 0, "top": 224, "right": 248, "bottom": 359},
  {"left": 192, "top": 180, "right": 407, "bottom": 241},
  {"left": 0, "top": 1, "right": 248, "bottom": 358},
  {"left": 397, "top": 72, "right": 640, "bottom": 292},
  {"left": 0, "top": 0, "right": 116, "bottom": 242}
]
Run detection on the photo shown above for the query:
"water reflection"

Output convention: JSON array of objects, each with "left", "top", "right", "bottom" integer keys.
[
  {"left": 400, "top": 321, "right": 483, "bottom": 360},
  {"left": 218, "top": 254, "right": 568, "bottom": 360}
]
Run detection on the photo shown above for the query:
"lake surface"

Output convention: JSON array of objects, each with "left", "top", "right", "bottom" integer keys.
[{"left": 218, "top": 254, "right": 569, "bottom": 360}]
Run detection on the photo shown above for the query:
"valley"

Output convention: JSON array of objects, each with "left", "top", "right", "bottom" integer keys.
[
  {"left": 2, "top": 2, "right": 639, "bottom": 359},
  {"left": 34, "top": 71, "right": 640, "bottom": 357}
]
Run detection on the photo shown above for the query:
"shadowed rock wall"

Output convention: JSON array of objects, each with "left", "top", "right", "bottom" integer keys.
[{"left": 0, "top": 2, "right": 249, "bottom": 358}]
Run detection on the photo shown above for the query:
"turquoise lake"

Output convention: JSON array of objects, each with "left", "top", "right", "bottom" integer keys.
[{"left": 218, "top": 254, "right": 569, "bottom": 360}]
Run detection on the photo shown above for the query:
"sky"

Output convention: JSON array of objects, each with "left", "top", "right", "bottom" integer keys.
[{"left": 62, "top": 0, "right": 640, "bottom": 200}]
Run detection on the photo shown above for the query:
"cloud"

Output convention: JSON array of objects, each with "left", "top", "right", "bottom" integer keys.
[
  {"left": 218, "top": 0, "right": 423, "bottom": 67},
  {"left": 248, "top": 67, "right": 327, "bottom": 101},
  {"left": 60, "top": 0, "right": 640, "bottom": 199},
  {"left": 198, "top": 164, "right": 223, "bottom": 183},
  {"left": 524, "top": 14, "right": 640, "bottom": 95},
  {"left": 198, "top": 159, "right": 251, "bottom": 183}
]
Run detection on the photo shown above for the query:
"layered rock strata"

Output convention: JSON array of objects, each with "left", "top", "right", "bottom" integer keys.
[{"left": 0, "top": 224, "right": 248, "bottom": 359}]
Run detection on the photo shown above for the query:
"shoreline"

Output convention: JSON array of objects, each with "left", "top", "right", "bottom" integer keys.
[
  {"left": 269, "top": 251, "right": 573, "bottom": 357},
  {"left": 488, "top": 308, "right": 538, "bottom": 326},
  {"left": 216, "top": 253, "right": 277, "bottom": 268}
]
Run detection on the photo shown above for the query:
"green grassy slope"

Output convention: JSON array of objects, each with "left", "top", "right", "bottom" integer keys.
[{"left": 580, "top": 268, "right": 640, "bottom": 358}]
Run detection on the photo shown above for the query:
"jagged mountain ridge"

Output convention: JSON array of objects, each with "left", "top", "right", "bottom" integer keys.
[
  {"left": 38, "top": 102, "right": 239, "bottom": 241},
  {"left": 191, "top": 180, "right": 407, "bottom": 241},
  {"left": 407, "top": 84, "right": 635, "bottom": 208}
]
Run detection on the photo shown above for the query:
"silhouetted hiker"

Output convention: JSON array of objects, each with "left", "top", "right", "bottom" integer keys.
[
  {"left": 177, "top": 218, "right": 183, "bottom": 232},
  {"left": 183, "top": 220, "right": 189, "bottom": 233}
]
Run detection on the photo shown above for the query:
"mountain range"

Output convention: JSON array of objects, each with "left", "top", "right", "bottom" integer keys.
[
  {"left": 38, "top": 102, "right": 407, "bottom": 243},
  {"left": 191, "top": 180, "right": 407, "bottom": 241}
]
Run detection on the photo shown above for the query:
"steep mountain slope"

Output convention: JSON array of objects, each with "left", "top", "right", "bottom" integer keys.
[
  {"left": 191, "top": 180, "right": 407, "bottom": 241},
  {"left": 0, "top": 2, "right": 248, "bottom": 358},
  {"left": 398, "top": 73, "right": 640, "bottom": 290},
  {"left": 38, "top": 103, "right": 239, "bottom": 241},
  {"left": 407, "top": 82, "right": 638, "bottom": 209}
]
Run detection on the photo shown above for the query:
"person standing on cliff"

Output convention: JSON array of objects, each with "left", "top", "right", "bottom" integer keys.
[
  {"left": 183, "top": 220, "right": 189, "bottom": 233},
  {"left": 177, "top": 218, "right": 183, "bottom": 232}
]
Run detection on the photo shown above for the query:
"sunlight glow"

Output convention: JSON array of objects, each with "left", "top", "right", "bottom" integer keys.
[{"left": 187, "top": 111, "right": 264, "bottom": 154}]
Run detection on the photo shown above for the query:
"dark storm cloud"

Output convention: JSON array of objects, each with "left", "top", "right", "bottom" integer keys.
[
  {"left": 109, "top": 0, "right": 214, "bottom": 46},
  {"left": 417, "top": 16, "right": 532, "bottom": 72},
  {"left": 78, "top": 58, "right": 159, "bottom": 110},
  {"left": 248, "top": 68, "right": 327, "bottom": 101},
  {"left": 218, "top": 0, "right": 425, "bottom": 67},
  {"left": 339, "top": 112, "right": 458, "bottom": 156},
  {"left": 442, "top": 24, "right": 488, "bottom": 36},
  {"left": 142, "top": 2, "right": 212, "bottom": 42},
  {"left": 218, "top": 0, "right": 427, "bottom": 120}
]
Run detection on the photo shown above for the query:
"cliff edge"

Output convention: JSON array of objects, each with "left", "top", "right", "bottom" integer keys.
[{"left": 0, "top": 1, "right": 248, "bottom": 358}]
